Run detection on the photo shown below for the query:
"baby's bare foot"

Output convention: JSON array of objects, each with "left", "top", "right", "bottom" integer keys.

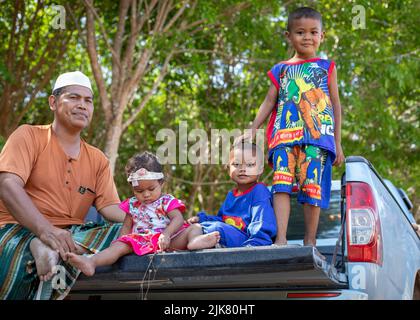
[
  {"left": 66, "top": 252, "right": 96, "bottom": 276},
  {"left": 188, "top": 231, "right": 221, "bottom": 250},
  {"left": 29, "top": 238, "right": 59, "bottom": 282}
]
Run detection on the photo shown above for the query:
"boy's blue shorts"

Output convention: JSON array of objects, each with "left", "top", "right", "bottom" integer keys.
[
  {"left": 271, "top": 145, "right": 332, "bottom": 209},
  {"left": 200, "top": 221, "right": 248, "bottom": 247}
]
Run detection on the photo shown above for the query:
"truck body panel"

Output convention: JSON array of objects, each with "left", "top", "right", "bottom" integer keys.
[{"left": 68, "top": 156, "right": 420, "bottom": 300}]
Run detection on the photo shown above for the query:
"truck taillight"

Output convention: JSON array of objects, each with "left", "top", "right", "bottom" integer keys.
[{"left": 346, "top": 182, "right": 383, "bottom": 265}]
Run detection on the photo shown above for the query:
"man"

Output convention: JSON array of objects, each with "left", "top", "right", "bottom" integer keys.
[{"left": 0, "top": 71, "right": 125, "bottom": 299}]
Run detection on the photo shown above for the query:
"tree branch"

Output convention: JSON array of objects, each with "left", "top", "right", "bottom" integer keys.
[
  {"left": 121, "top": 0, "right": 157, "bottom": 80},
  {"left": 167, "top": 2, "right": 251, "bottom": 36},
  {"left": 16, "top": 0, "right": 42, "bottom": 78},
  {"left": 83, "top": 0, "right": 121, "bottom": 71},
  {"left": 152, "top": 0, "right": 172, "bottom": 34},
  {"left": 6, "top": 0, "right": 21, "bottom": 72},
  {"left": 111, "top": 0, "right": 131, "bottom": 100},
  {"left": 85, "top": 0, "right": 112, "bottom": 122},
  {"left": 15, "top": 31, "right": 73, "bottom": 127},
  {"left": 162, "top": 0, "right": 189, "bottom": 32},
  {"left": 122, "top": 51, "right": 174, "bottom": 131},
  {"left": 113, "top": 0, "right": 131, "bottom": 58}
]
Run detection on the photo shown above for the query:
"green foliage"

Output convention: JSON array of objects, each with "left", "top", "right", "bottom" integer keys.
[
  {"left": 0, "top": 0, "right": 84, "bottom": 136},
  {"left": 0, "top": 135, "right": 5, "bottom": 151},
  {"left": 1, "top": 0, "right": 419, "bottom": 219}
]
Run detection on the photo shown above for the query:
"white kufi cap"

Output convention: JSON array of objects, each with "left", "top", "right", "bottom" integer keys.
[{"left": 53, "top": 71, "right": 92, "bottom": 93}]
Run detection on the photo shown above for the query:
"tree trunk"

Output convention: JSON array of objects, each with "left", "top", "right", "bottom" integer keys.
[
  {"left": 83, "top": 0, "right": 253, "bottom": 174},
  {"left": 104, "top": 115, "right": 123, "bottom": 175},
  {"left": 0, "top": 97, "right": 12, "bottom": 138}
]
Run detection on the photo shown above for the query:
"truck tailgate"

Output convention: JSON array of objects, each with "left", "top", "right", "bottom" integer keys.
[{"left": 69, "top": 246, "right": 347, "bottom": 298}]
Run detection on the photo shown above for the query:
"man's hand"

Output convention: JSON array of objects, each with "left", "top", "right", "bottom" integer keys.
[
  {"left": 0, "top": 172, "right": 77, "bottom": 260},
  {"left": 187, "top": 216, "right": 200, "bottom": 224},
  {"left": 38, "top": 226, "right": 77, "bottom": 261},
  {"left": 333, "top": 143, "right": 345, "bottom": 167},
  {"left": 157, "top": 232, "right": 171, "bottom": 252}
]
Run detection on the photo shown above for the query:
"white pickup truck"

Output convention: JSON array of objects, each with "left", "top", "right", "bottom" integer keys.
[{"left": 69, "top": 156, "right": 420, "bottom": 300}]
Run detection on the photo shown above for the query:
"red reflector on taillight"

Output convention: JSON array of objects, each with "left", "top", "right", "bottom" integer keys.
[
  {"left": 347, "top": 182, "right": 376, "bottom": 210},
  {"left": 346, "top": 182, "right": 383, "bottom": 265},
  {"left": 287, "top": 292, "right": 341, "bottom": 299}
]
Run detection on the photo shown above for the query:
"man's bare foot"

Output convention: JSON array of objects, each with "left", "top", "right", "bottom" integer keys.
[
  {"left": 187, "top": 231, "right": 221, "bottom": 250},
  {"left": 66, "top": 252, "right": 96, "bottom": 276},
  {"left": 29, "top": 237, "right": 59, "bottom": 282}
]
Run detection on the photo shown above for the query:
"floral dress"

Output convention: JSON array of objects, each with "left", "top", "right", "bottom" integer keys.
[{"left": 115, "top": 194, "right": 187, "bottom": 255}]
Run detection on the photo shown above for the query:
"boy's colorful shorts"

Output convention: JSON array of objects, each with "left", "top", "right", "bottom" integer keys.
[{"left": 271, "top": 145, "right": 332, "bottom": 208}]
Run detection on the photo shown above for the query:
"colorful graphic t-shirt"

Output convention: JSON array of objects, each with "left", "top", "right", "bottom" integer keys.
[
  {"left": 119, "top": 194, "right": 186, "bottom": 234},
  {"left": 267, "top": 58, "right": 336, "bottom": 162}
]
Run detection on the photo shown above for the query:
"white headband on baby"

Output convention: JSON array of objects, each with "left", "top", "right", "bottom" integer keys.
[{"left": 127, "top": 168, "right": 164, "bottom": 186}]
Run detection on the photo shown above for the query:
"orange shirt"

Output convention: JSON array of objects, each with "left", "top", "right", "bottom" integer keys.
[{"left": 0, "top": 124, "right": 120, "bottom": 226}]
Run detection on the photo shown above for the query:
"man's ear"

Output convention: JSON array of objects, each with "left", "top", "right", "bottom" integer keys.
[{"left": 49, "top": 95, "right": 57, "bottom": 111}]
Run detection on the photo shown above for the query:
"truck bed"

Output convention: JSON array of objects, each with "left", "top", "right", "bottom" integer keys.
[{"left": 69, "top": 246, "right": 347, "bottom": 299}]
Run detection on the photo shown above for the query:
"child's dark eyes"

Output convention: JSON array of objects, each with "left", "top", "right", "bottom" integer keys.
[
  {"left": 135, "top": 186, "right": 156, "bottom": 193},
  {"left": 295, "top": 31, "right": 318, "bottom": 36},
  {"left": 231, "top": 162, "right": 255, "bottom": 168}
]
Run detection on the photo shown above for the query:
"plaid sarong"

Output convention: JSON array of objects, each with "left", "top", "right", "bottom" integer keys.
[{"left": 0, "top": 221, "right": 122, "bottom": 300}]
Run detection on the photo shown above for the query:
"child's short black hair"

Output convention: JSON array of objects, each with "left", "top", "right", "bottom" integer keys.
[
  {"left": 125, "top": 151, "right": 164, "bottom": 183},
  {"left": 287, "top": 7, "right": 323, "bottom": 31}
]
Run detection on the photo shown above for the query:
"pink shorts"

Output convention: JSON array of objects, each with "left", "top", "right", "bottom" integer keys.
[{"left": 114, "top": 222, "right": 189, "bottom": 256}]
